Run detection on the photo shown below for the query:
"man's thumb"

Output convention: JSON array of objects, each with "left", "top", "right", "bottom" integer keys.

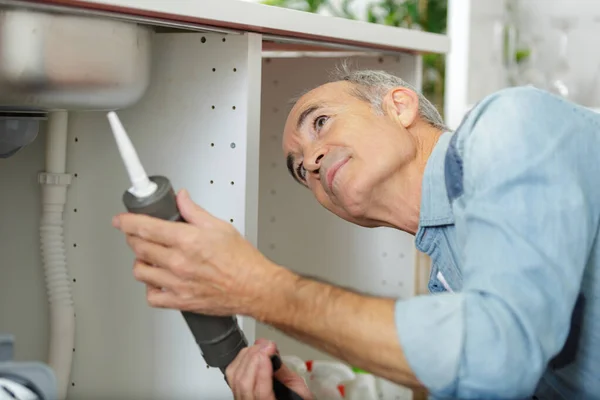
[{"left": 176, "top": 189, "right": 209, "bottom": 225}]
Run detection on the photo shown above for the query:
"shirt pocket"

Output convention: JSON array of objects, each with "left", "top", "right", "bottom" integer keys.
[{"left": 427, "top": 234, "right": 463, "bottom": 293}]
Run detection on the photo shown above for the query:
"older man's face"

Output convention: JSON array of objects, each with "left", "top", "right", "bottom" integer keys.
[{"left": 282, "top": 81, "right": 418, "bottom": 226}]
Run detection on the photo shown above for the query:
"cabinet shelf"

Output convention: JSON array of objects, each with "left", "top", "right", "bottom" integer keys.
[{"left": 25, "top": 0, "right": 450, "bottom": 55}]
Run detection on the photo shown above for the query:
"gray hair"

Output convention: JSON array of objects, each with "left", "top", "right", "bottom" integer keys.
[{"left": 330, "top": 64, "right": 448, "bottom": 131}]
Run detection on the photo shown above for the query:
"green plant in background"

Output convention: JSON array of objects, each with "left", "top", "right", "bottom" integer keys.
[
  {"left": 261, "top": 0, "right": 448, "bottom": 115},
  {"left": 261, "top": 0, "right": 328, "bottom": 13},
  {"left": 262, "top": 0, "right": 358, "bottom": 18},
  {"left": 502, "top": 0, "right": 531, "bottom": 85},
  {"left": 366, "top": 0, "right": 447, "bottom": 113}
]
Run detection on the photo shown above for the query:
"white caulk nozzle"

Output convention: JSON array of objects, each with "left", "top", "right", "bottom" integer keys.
[{"left": 107, "top": 111, "right": 157, "bottom": 198}]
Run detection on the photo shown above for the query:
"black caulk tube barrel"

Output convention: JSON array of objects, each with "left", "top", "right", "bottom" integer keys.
[{"left": 122, "top": 175, "right": 303, "bottom": 400}]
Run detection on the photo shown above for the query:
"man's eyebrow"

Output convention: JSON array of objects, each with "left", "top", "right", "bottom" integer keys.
[
  {"left": 286, "top": 153, "right": 303, "bottom": 185},
  {"left": 296, "top": 104, "right": 322, "bottom": 130}
]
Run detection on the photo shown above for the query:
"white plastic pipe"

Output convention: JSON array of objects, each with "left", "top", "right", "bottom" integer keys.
[
  {"left": 39, "top": 110, "right": 74, "bottom": 400},
  {"left": 45, "top": 112, "right": 68, "bottom": 174}
]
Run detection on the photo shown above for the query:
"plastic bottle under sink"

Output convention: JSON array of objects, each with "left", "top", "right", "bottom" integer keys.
[
  {"left": 343, "top": 367, "right": 379, "bottom": 400},
  {"left": 305, "top": 360, "right": 355, "bottom": 400},
  {"left": 281, "top": 355, "right": 309, "bottom": 379}
]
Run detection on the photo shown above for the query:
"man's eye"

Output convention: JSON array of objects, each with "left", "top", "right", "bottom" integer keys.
[
  {"left": 296, "top": 163, "right": 306, "bottom": 181},
  {"left": 313, "top": 116, "right": 329, "bottom": 131}
]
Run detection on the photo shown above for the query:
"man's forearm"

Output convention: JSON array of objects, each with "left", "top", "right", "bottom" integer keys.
[{"left": 255, "top": 266, "right": 423, "bottom": 389}]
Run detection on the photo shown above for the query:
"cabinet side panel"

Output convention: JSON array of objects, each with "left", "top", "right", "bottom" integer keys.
[{"left": 64, "top": 32, "right": 256, "bottom": 399}]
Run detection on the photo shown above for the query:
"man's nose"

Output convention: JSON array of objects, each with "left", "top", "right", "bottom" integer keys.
[{"left": 304, "top": 151, "right": 324, "bottom": 173}]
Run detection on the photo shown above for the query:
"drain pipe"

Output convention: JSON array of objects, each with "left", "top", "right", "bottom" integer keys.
[{"left": 38, "top": 110, "right": 74, "bottom": 400}]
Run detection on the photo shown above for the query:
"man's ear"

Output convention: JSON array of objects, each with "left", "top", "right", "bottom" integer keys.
[{"left": 382, "top": 87, "right": 419, "bottom": 128}]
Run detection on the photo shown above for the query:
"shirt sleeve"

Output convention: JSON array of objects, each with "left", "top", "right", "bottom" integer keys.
[{"left": 394, "top": 87, "right": 595, "bottom": 398}]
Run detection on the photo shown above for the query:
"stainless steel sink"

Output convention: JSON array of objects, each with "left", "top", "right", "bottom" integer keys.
[{"left": 0, "top": 8, "right": 152, "bottom": 111}]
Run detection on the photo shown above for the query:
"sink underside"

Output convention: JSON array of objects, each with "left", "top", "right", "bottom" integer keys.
[{"left": 0, "top": 8, "right": 152, "bottom": 111}]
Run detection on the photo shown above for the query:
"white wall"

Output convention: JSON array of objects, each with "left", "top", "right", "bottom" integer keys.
[
  {"left": 445, "top": 0, "right": 600, "bottom": 130},
  {"left": 521, "top": 0, "right": 600, "bottom": 105},
  {"left": 467, "top": 0, "right": 600, "bottom": 107}
]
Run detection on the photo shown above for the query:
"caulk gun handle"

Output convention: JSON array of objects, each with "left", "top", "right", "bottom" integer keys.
[
  {"left": 270, "top": 356, "right": 305, "bottom": 400},
  {"left": 273, "top": 378, "right": 305, "bottom": 400}
]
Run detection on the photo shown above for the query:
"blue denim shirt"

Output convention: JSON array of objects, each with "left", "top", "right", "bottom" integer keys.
[{"left": 394, "top": 87, "right": 600, "bottom": 399}]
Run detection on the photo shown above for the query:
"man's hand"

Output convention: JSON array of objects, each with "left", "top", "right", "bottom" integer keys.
[
  {"left": 112, "top": 189, "right": 283, "bottom": 317},
  {"left": 226, "top": 339, "right": 313, "bottom": 400}
]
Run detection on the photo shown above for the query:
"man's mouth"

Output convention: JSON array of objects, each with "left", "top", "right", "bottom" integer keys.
[{"left": 325, "top": 158, "right": 349, "bottom": 192}]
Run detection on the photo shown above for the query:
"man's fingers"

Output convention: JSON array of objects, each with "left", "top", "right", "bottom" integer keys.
[
  {"left": 254, "top": 353, "right": 275, "bottom": 400},
  {"left": 176, "top": 189, "right": 215, "bottom": 227},
  {"left": 234, "top": 347, "right": 257, "bottom": 400},
  {"left": 113, "top": 212, "right": 194, "bottom": 247},
  {"left": 126, "top": 235, "right": 178, "bottom": 268},
  {"left": 254, "top": 338, "right": 271, "bottom": 347},
  {"left": 226, "top": 347, "right": 246, "bottom": 386},
  {"left": 146, "top": 285, "right": 162, "bottom": 297},
  {"left": 273, "top": 363, "right": 297, "bottom": 385},
  {"left": 133, "top": 260, "right": 180, "bottom": 292},
  {"left": 230, "top": 344, "right": 272, "bottom": 400},
  {"left": 227, "top": 341, "right": 303, "bottom": 400},
  {"left": 273, "top": 362, "right": 313, "bottom": 399},
  {"left": 146, "top": 284, "right": 178, "bottom": 308}
]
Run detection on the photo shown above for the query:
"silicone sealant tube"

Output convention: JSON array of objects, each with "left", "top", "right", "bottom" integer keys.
[{"left": 124, "top": 175, "right": 251, "bottom": 371}]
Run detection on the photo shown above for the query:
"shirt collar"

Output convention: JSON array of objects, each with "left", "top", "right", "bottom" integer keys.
[{"left": 415, "top": 131, "right": 455, "bottom": 250}]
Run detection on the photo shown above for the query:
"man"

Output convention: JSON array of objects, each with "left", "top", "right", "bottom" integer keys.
[{"left": 112, "top": 68, "right": 600, "bottom": 399}]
